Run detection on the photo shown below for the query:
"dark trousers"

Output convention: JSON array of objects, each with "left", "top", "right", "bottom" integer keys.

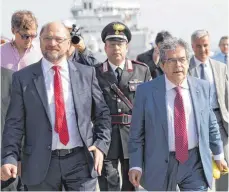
[
  {"left": 163, "top": 147, "right": 208, "bottom": 191},
  {"left": 98, "top": 158, "right": 134, "bottom": 191},
  {"left": 26, "top": 147, "right": 97, "bottom": 191}
]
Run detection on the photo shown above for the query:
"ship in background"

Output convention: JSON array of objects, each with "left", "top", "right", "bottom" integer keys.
[{"left": 68, "top": 0, "right": 154, "bottom": 60}]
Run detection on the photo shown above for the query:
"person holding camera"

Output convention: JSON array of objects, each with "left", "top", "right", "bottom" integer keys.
[{"left": 62, "top": 20, "right": 100, "bottom": 66}]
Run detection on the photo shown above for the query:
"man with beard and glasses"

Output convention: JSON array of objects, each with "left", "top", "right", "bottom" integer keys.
[{"left": 1, "top": 21, "right": 111, "bottom": 191}]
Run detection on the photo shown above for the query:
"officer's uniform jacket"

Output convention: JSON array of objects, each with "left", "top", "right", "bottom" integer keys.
[{"left": 95, "top": 59, "right": 151, "bottom": 159}]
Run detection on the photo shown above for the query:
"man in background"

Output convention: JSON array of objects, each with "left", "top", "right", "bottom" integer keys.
[
  {"left": 212, "top": 36, "right": 228, "bottom": 65},
  {"left": 189, "top": 30, "right": 228, "bottom": 191},
  {"left": 0, "top": 10, "right": 42, "bottom": 71},
  {"left": 1, "top": 67, "right": 23, "bottom": 191},
  {"left": 136, "top": 31, "right": 172, "bottom": 78}
]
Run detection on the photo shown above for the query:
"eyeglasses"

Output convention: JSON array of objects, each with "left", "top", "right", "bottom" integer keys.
[
  {"left": 41, "top": 36, "right": 70, "bottom": 44},
  {"left": 166, "top": 57, "right": 187, "bottom": 65},
  {"left": 17, "top": 31, "right": 37, "bottom": 40}
]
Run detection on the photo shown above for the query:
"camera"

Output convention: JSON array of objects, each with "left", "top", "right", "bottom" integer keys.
[{"left": 70, "top": 24, "right": 82, "bottom": 44}]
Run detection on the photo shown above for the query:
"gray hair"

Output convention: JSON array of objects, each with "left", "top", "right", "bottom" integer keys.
[
  {"left": 191, "top": 29, "right": 209, "bottom": 43},
  {"left": 219, "top": 36, "right": 228, "bottom": 45},
  {"left": 159, "top": 37, "right": 190, "bottom": 63},
  {"left": 11, "top": 10, "right": 38, "bottom": 31}
]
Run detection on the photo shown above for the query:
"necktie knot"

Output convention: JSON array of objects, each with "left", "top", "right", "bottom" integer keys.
[
  {"left": 115, "top": 67, "right": 122, "bottom": 75},
  {"left": 200, "top": 63, "right": 206, "bottom": 68},
  {"left": 175, "top": 86, "right": 182, "bottom": 94},
  {"left": 52, "top": 65, "right": 61, "bottom": 72}
]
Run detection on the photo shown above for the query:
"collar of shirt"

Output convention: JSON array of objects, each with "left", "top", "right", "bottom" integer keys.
[
  {"left": 164, "top": 75, "right": 189, "bottom": 91},
  {"left": 108, "top": 60, "right": 125, "bottom": 73},
  {"left": 42, "top": 57, "right": 69, "bottom": 74},
  {"left": 194, "top": 56, "right": 210, "bottom": 67},
  {"left": 218, "top": 52, "right": 228, "bottom": 57},
  {"left": 10, "top": 39, "right": 36, "bottom": 53}
]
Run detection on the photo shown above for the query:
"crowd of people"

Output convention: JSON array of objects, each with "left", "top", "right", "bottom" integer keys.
[{"left": 0, "top": 10, "right": 228, "bottom": 191}]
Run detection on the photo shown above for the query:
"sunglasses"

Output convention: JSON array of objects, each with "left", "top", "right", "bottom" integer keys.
[{"left": 17, "top": 31, "right": 37, "bottom": 40}]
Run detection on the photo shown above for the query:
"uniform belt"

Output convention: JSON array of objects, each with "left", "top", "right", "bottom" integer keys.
[
  {"left": 213, "top": 108, "right": 220, "bottom": 112},
  {"left": 111, "top": 114, "right": 132, "bottom": 125},
  {"left": 52, "top": 147, "right": 82, "bottom": 157}
]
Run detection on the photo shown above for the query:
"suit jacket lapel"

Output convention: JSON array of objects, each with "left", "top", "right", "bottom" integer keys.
[
  {"left": 188, "top": 77, "right": 201, "bottom": 136},
  {"left": 33, "top": 61, "right": 52, "bottom": 126},
  {"left": 151, "top": 76, "right": 168, "bottom": 143},
  {"left": 209, "top": 59, "right": 220, "bottom": 95},
  {"left": 68, "top": 62, "right": 81, "bottom": 118},
  {"left": 188, "top": 57, "right": 199, "bottom": 78}
]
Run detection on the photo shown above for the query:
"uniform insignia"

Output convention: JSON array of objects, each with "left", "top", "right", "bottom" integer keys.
[
  {"left": 126, "top": 60, "right": 133, "bottom": 72},
  {"left": 131, "top": 60, "right": 148, "bottom": 67},
  {"left": 113, "top": 23, "right": 125, "bottom": 35},
  {"left": 129, "top": 79, "right": 143, "bottom": 83},
  {"left": 103, "top": 61, "right": 108, "bottom": 72},
  {"left": 130, "top": 85, "right": 135, "bottom": 91}
]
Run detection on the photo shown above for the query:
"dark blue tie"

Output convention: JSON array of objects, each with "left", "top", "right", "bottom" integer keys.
[
  {"left": 200, "top": 64, "right": 208, "bottom": 81},
  {"left": 115, "top": 67, "right": 122, "bottom": 83},
  {"left": 225, "top": 55, "right": 228, "bottom": 65}
]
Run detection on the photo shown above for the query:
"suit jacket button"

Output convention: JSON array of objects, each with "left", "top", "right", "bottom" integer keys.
[
  {"left": 165, "top": 160, "right": 168, "bottom": 163},
  {"left": 118, "top": 109, "right": 121, "bottom": 113}
]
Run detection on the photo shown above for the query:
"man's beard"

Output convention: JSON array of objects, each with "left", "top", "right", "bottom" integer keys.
[{"left": 43, "top": 52, "right": 65, "bottom": 63}]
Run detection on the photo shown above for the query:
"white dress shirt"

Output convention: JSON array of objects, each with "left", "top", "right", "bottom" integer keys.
[
  {"left": 42, "top": 58, "right": 83, "bottom": 150},
  {"left": 108, "top": 60, "right": 125, "bottom": 77},
  {"left": 165, "top": 76, "right": 198, "bottom": 151},
  {"left": 194, "top": 57, "right": 219, "bottom": 109}
]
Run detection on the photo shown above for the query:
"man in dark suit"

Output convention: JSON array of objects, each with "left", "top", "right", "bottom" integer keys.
[
  {"left": 136, "top": 31, "right": 172, "bottom": 78},
  {"left": 1, "top": 22, "right": 111, "bottom": 191},
  {"left": 1, "top": 67, "right": 22, "bottom": 191},
  {"left": 189, "top": 30, "right": 228, "bottom": 191},
  {"left": 95, "top": 22, "right": 151, "bottom": 191},
  {"left": 129, "top": 37, "right": 227, "bottom": 191},
  {"left": 1, "top": 67, "right": 13, "bottom": 131}
]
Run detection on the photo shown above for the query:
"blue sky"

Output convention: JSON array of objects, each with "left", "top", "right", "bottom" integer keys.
[{"left": 1, "top": 0, "right": 228, "bottom": 51}]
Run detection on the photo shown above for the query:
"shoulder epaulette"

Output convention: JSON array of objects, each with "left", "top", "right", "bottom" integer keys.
[{"left": 131, "top": 60, "right": 148, "bottom": 67}]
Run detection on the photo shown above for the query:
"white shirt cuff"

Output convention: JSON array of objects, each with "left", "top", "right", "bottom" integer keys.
[
  {"left": 213, "top": 153, "right": 224, "bottom": 160},
  {"left": 129, "top": 167, "right": 142, "bottom": 173}
]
